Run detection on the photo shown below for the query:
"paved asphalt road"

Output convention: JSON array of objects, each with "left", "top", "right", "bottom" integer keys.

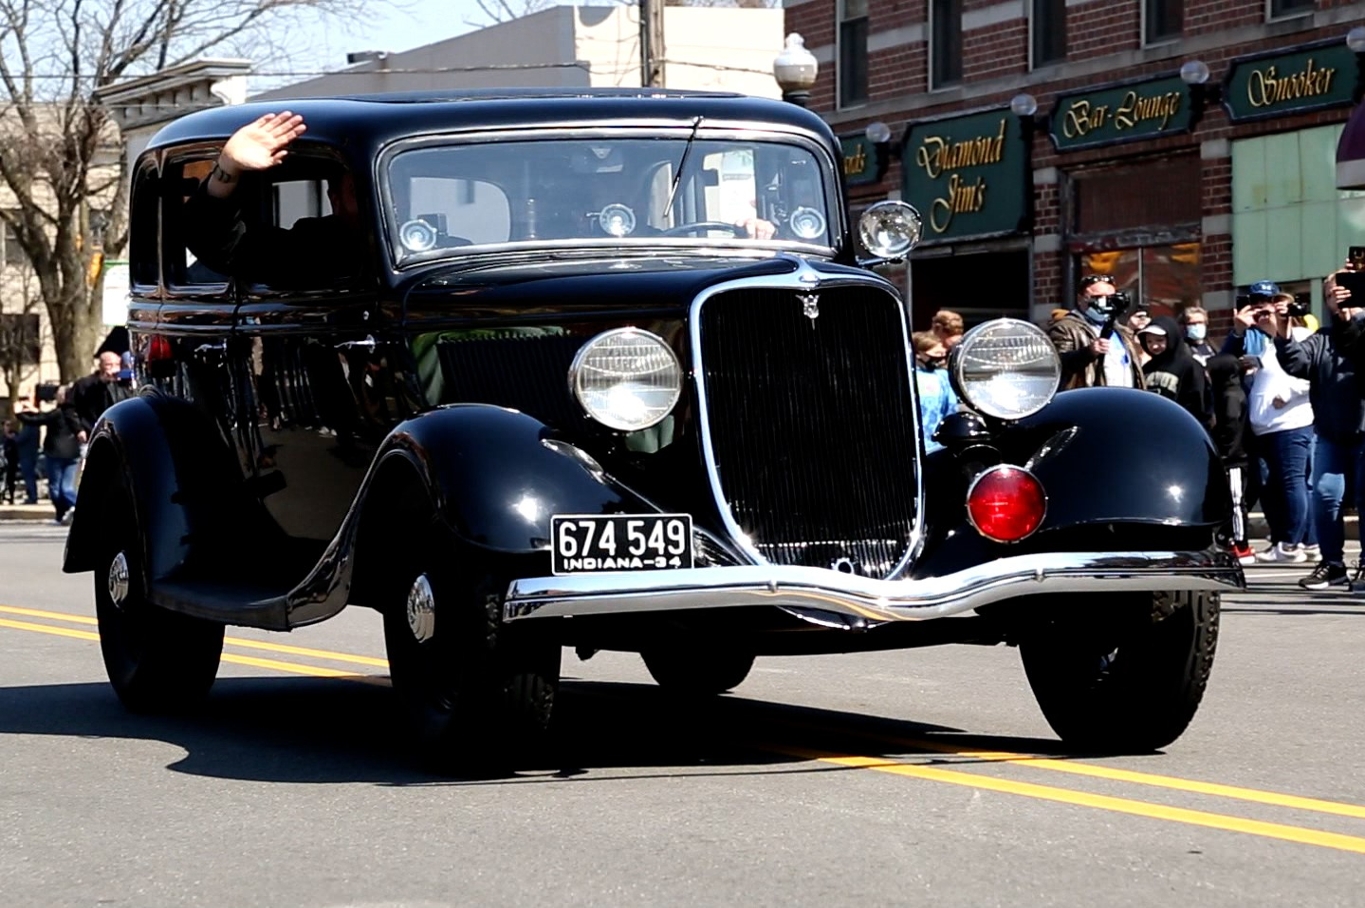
[{"left": 2, "top": 522, "right": 1364, "bottom": 908}]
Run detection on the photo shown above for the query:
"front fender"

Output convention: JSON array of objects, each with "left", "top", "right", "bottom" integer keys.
[
  {"left": 1010, "top": 387, "right": 1230, "bottom": 530},
  {"left": 909, "top": 388, "right": 1231, "bottom": 580},
  {"left": 372, "top": 404, "right": 653, "bottom": 554}
]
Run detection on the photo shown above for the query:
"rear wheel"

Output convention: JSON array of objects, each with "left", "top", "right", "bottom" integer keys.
[
  {"left": 641, "top": 646, "right": 755, "bottom": 696},
  {"left": 1020, "top": 590, "right": 1219, "bottom": 753},
  {"left": 94, "top": 485, "right": 224, "bottom": 713},
  {"left": 382, "top": 515, "right": 559, "bottom": 770}
]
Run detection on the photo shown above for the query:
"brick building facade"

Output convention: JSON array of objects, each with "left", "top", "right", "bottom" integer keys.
[{"left": 786, "top": 0, "right": 1365, "bottom": 332}]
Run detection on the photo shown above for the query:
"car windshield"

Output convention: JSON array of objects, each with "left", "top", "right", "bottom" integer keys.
[{"left": 384, "top": 134, "right": 833, "bottom": 263}]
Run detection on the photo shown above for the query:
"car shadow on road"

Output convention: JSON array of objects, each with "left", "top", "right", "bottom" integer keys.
[{"left": 0, "top": 675, "right": 1078, "bottom": 785}]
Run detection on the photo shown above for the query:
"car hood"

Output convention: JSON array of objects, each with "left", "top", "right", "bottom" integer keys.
[{"left": 400, "top": 253, "right": 880, "bottom": 321}]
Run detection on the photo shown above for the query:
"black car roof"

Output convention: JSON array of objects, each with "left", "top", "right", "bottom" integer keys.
[{"left": 145, "top": 89, "right": 839, "bottom": 153}]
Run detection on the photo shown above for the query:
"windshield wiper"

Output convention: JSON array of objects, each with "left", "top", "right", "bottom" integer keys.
[{"left": 663, "top": 116, "right": 703, "bottom": 222}]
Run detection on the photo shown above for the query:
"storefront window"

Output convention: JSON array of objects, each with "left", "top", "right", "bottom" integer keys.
[{"left": 1079, "top": 242, "right": 1201, "bottom": 317}]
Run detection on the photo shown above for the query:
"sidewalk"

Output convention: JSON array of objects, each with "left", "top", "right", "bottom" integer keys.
[{"left": 0, "top": 502, "right": 58, "bottom": 522}]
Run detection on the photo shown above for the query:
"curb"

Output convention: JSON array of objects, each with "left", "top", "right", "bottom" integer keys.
[
  {"left": 1247, "top": 513, "right": 1358, "bottom": 541},
  {"left": 0, "top": 505, "right": 57, "bottom": 522}
]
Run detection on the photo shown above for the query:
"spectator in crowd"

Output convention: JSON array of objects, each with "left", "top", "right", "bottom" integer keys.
[
  {"left": 1274, "top": 268, "right": 1365, "bottom": 589},
  {"left": 1138, "top": 316, "right": 1213, "bottom": 428},
  {"left": 1048, "top": 308, "right": 1069, "bottom": 325},
  {"left": 1207, "top": 354, "right": 1254, "bottom": 563},
  {"left": 1240, "top": 291, "right": 1316, "bottom": 563},
  {"left": 71, "top": 350, "right": 132, "bottom": 432},
  {"left": 1047, "top": 275, "right": 1145, "bottom": 390},
  {"left": 1128, "top": 307, "right": 1151, "bottom": 332},
  {"left": 931, "top": 309, "right": 965, "bottom": 350},
  {"left": 1181, "top": 306, "right": 1216, "bottom": 364},
  {"left": 14, "top": 387, "right": 85, "bottom": 524},
  {"left": 1, "top": 420, "right": 16, "bottom": 504},
  {"left": 911, "top": 330, "right": 959, "bottom": 453},
  {"left": 12, "top": 411, "right": 39, "bottom": 505}
]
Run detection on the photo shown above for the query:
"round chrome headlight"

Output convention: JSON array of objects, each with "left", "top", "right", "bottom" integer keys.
[
  {"left": 570, "top": 328, "right": 683, "bottom": 432},
  {"left": 858, "top": 200, "right": 922, "bottom": 260},
  {"left": 950, "top": 319, "right": 1060, "bottom": 420}
]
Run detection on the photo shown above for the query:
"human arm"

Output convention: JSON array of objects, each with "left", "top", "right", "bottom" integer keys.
[{"left": 1272, "top": 333, "right": 1320, "bottom": 381}]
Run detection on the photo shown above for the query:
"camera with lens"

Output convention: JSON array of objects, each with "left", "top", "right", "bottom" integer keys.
[
  {"left": 1286, "top": 293, "right": 1310, "bottom": 318},
  {"left": 1090, "top": 289, "right": 1131, "bottom": 316}
]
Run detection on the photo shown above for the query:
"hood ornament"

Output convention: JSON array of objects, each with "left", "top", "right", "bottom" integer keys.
[{"left": 799, "top": 293, "right": 820, "bottom": 323}]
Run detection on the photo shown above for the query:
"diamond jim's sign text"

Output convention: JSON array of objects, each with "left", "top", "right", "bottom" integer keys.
[
  {"left": 1049, "top": 76, "right": 1194, "bottom": 151},
  {"left": 1223, "top": 42, "right": 1356, "bottom": 122},
  {"left": 901, "top": 110, "right": 1027, "bottom": 242}
]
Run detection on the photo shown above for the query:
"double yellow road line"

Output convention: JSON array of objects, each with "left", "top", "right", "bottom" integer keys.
[{"left": 4, "top": 602, "right": 1365, "bottom": 856}]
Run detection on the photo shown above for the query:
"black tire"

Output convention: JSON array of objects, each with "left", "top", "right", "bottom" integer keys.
[
  {"left": 1020, "top": 590, "right": 1219, "bottom": 753},
  {"left": 641, "top": 646, "right": 755, "bottom": 696},
  {"left": 94, "top": 486, "right": 224, "bottom": 713},
  {"left": 382, "top": 515, "right": 559, "bottom": 771}
]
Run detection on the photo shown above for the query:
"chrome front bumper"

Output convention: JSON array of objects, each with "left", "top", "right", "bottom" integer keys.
[{"left": 503, "top": 549, "right": 1243, "bottom": 624}]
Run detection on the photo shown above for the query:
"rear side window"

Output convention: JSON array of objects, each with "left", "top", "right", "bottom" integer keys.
[{"left": 164, "top": 157, "right": 230, "bottom": 289}]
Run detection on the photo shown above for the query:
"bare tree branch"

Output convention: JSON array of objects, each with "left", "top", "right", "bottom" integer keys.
[{"left": 0, "top": 0, "right": 380, "bottom": 380}]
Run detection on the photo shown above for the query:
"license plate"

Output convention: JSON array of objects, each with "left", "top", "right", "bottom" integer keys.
[{"left": 551, "top": 514, "right": 694, "bottom": 575}]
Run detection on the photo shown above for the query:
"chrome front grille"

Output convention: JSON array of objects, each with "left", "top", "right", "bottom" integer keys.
[{"left": 695, "top": 282, "right": 921, "bottom": 579}]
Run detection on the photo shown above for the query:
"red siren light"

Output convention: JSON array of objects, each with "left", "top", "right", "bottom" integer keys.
[{"left": 966, "top": 465, "right": 1047, "bottom": 543}]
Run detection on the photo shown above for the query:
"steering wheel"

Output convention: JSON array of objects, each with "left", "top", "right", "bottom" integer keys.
[{"left": 658, "top": 221, "right": 745, "bottom": 238}]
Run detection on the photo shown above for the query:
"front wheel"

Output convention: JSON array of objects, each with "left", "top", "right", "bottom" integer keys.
[
  {"left": 94, "top": 489, "right": 224, "bottom": 713},
  {"left": 1020, "top": 590, "right": 1219, "bottom": 753},
  {"left": 383, "top": 519, "right": 559, "bottom": 770}
]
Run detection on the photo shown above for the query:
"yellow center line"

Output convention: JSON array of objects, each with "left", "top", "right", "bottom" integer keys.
[
  {"left": 0, "top": 604, "right": 389, "bottom": 668},
  {"left": 0, "top": 616, "right": 388, "bottom": 684},
  {"left": 774, "top": 717, "right": 1365, "bottom": 822},
  {"left": 784, "top": 749, "right": 1365, "bottom": 856},
  {"left": 8, "top": 602, "right": 1365, "bottom": 853}
]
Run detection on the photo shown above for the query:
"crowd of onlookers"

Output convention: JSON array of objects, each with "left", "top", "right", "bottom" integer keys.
[
  {"left": 913, "top": 261, "right": 1365, "bottom": 592},
  {"left": 2, "top": 350, "right": 133, "bottom": 524}
]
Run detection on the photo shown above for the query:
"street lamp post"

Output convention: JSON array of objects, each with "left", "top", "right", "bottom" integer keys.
[{"left": 773, "top": 33, "right": 818, "bottom": 108}]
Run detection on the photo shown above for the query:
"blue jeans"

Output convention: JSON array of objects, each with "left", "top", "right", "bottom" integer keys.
[
  {"left": 45, "top": 457, "right": 79, "bottom": 518},
  {"left": 1311, "top": 435, "right": 1365, "bottom": 565},
  {"left": 1262, "top": 426, "right": 1315, "bottom": 547},
  {"left": 18, "top": 453, "right": 38, "bottom": 503}
]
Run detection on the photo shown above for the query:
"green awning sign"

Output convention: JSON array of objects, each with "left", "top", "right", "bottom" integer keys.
[
  {"left": 840, "top": 135, "right": 879, "bottom": 186},
  {"left": 901, "top": 108, "right": 1029, "bottom": 242},
  {"left": 1223, "top": 41, "right": 1356, "bottom": 122},
  {"left": 1049, "top": 76, "right": 1194, "bottom": 151}
]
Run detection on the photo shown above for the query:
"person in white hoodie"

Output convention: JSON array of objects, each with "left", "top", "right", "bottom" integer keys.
[{"left": 1247, "top": 293, "right": 1317, "bottom": 563}]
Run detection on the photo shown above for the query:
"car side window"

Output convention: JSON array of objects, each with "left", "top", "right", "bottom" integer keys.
[{"left": 165, "top": 157, "right": 230, "bottom": 289}]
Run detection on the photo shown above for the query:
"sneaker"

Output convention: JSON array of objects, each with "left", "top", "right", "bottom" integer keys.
[
  {"left": 1303, "top": 544, "right": 1321, "bottom": 562},
  {"left": 1256, "top": 542, "right": 1308, "bottom": 563},
  {"left": 1299, "top": 561, "right": 1348, "bottom": 590},
  {"left": 1233, "top": 543, "right": 1257, "bottom": 566}
]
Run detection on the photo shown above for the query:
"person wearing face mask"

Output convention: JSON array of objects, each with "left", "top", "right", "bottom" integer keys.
[
  {"left": 1181, "top": 305, "right": 1215, "bottom": 364},
  {"left": 911, "top": 330, "right": 959, "bottom": 453},
  {"left": 1138, "top": 317, "right": 1213, "bottom": 429},
  {"left": 1272, "top": 266, "right": 1365, "bottom": 590},
  {"left": 1046, "top": 274, "right": 1146, "bottom": 390}
]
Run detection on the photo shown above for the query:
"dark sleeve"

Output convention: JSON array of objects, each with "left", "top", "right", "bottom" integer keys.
[
  {"left": 1219, "top": 330, "right": 1247, "bottom": 357},
  {"left": 1273, "top": 335, "right": 1316, "bottom": 380},
  {"left": 15, "top": 411, "right": 52, "bottom": 426},
  {"left": 184, "top": 181, "right": 297, "bottom": 283},
  {"left": 1183, "top": 363, "right": 1213, "bottom": 429},
  {"left": 1046, "top": 321, "right": 1095, "bottom": 376}
]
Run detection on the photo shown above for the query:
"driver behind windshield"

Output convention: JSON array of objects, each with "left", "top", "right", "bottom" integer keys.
[{"left": 185, "top": 111, "right": 364, "bottom": 286}]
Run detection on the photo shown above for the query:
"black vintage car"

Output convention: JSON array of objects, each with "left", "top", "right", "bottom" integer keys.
[{"left": 65, "top": 89, "right": 1242, "bottom": 764}]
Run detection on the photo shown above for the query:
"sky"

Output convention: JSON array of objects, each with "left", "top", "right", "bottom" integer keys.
[{"left": 264, "top": 0, "right": 573, "bottom": 91}]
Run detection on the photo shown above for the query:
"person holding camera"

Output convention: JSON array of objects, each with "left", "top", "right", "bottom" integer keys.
[
  {"left": 1047, "top": 275, "right": 1145, "bottom": 390},
  {"left": 1273, "top": 266, "right": 1365, "bottom": 588},
  {"left": 1222, "top": 281, "right": 1317, "bottom": 564}
]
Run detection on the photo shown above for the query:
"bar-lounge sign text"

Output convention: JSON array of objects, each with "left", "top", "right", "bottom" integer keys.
[
  {"left": 1049, "top": 75, "right": 1194, "bottom": 152},
  {"left": 901, "top": 109, "right": 1027, "bottom": 242},
  {"left": 1222, "top": 41, "right": 1356, "bottom": 122}
]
